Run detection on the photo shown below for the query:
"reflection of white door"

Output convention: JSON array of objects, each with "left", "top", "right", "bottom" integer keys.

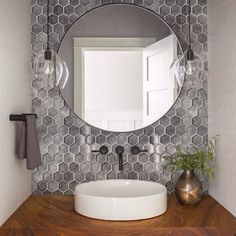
[
  {"left": 143, "top": 35, "right": 177, "bottom": 126},
  {"left": 73, "top": 37, "right": 156, "bottom": 131}
]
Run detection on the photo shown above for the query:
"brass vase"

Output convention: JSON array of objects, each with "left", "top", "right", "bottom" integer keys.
[{"left": 175, "top": 170, "right": 203, "bottom": 205}]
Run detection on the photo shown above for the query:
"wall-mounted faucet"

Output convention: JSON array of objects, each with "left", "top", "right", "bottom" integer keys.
[
  {"left": 92, "top": 145, "right": 109, "bottom": 155},
  {"left": 92, "top": 145, "right": 148, "bottom": 172},
  {"left": 115, "top": 146, "right": 124, "bottom": 171},
  {"left": 130, "top": 146, "right": 148, "bottom": 155}
]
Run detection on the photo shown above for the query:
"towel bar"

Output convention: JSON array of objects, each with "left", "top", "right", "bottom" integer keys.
[{"left": 9, "top": 114, "right": 37, "bottom": 121}]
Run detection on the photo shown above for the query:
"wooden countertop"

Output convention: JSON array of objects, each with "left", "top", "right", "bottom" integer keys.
[{"left": 1, "top": 194, "right": 236, "bottom": 236}]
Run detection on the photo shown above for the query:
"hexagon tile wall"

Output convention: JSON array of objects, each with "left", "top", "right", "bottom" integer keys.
[{"left": 31, "top": 0, "right": 208, "bottom": 195}]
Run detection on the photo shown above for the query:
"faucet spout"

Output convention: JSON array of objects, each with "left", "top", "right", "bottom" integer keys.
[
  {"left": 118, "top": 152, "right": 124, "bottom": 171},
  {"left": 115, "top": 146, "right": 124, "bottom": 171}
]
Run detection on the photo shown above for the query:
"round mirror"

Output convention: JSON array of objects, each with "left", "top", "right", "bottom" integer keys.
[{"left": 59, "top": 4, "right": 183, "bottom": 132}]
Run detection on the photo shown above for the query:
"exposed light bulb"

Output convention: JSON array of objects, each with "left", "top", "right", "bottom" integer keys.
[
  {"left": 43, "top": 59, "right": 54, "bottom": 76},
  {"left": 170, "top": 0, "right": 203, "bottom": 84},
  {"left": 185, "top": 59, "right": 197, "bottom": 75},
  {"left": 184, "top": 47, "right": 201, "bottom": 76},
  {"left": 34, "top": 48, "right": 67, "bottom": 89},
  {"left": 172, "top": 49, "right": 202, "bottom": 80},
  {"left": 33, "top": 0, "right": 68, "bottom": 89}
]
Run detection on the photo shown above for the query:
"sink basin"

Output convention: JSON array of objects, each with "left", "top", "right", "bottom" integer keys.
[{"left": 74, "top": 179, "right": 167, "bottom": 221}]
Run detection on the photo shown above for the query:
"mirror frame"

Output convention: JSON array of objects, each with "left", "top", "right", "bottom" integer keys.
[{"left": 57, "top": 3, "right": 184, "bottom": 133}]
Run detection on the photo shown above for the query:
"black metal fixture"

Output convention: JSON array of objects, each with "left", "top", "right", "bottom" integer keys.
[
  {"left": 92, "top": 145, "right": 109, "bottom": 155},
  {"left": 186, "top": 0, "right": 194, "bottom": 61},
  {"left": 115, "top": 146, "right": 124, "bottom": 171},
  {"left": 130, "top": 146, "right": 148, "bottom": 155},
  {"left": 9, "top": 114, "right": 37, "bottom": 121},
  {"left": 45, "top": 0, "right": 52, "bottom": 62}
]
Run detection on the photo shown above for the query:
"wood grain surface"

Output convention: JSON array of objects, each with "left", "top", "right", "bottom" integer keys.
[{"left": 1, "top": 194, "right": 236, "bottom": 236}]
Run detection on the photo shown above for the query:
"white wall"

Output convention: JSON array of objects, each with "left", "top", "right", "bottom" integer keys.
[
  {"left": 208, "top": 0, "right": 236, "bottom": 216},
  {"left": 0, "top": 0, "right": 32, "bottom": 225}
]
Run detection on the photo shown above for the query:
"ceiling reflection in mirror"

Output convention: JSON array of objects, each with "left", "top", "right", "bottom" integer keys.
[{"left": 58, "top": 4, "right": 183, "bottom": 132}]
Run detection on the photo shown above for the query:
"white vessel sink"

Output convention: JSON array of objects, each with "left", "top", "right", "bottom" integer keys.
[{"left": 74, "top": 179, "right": 167, "bottom": 221}]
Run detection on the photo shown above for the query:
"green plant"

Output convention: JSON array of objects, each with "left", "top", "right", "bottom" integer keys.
[{"left": 163, "top": 137, "right": 217, "bottom": 176}]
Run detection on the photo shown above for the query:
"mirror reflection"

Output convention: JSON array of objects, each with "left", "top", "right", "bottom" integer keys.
[{"left": 59, "top": 4, "right": 183, "bottom": 132}]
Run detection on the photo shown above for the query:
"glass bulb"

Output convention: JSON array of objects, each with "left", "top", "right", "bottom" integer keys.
[
  {"left": 55, "top": 58, "right": 63, "bottom": 86},
  {"left": 185, "top": 49, "right": 202, "bottom": 76},
  {"left": 169, "top": 56, "right": 185, "bottom": 88},
  {"left": 43, "top": 59, "right": 54, "bottom": 76},
  {"left": 185, "top": 59, "right": 197, "bottom": 75},
  {"left": 58, "top": 60, "right": 69, "bottom": 89},
  {"left": 174, "top": 49, "right": 203, "bottom": 79},
  {"left": 176, "top": 63, "right": 185, "bottom": 87},
  {"left": 33, "top": 48, "right": 64, "bottom": 88}
]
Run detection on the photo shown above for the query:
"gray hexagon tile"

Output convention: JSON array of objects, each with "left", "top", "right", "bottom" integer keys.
[{"left": 31, "top": 0, "right": 208, "bottom": 195}]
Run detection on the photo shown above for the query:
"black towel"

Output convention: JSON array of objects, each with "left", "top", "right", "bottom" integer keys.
[{"left": 16, "top": 114, "right": 42, "bottom": 170}]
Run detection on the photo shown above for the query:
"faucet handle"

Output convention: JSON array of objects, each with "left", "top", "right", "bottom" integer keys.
[
  {"left": 92, "top": 145, "right": 109, "bottom": 155},
  {"left": 130, "top": 146, "right": 148, "bottom": 155},
  {"left": 115, "top": 146, "right": 124, "bottom": 154}
]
